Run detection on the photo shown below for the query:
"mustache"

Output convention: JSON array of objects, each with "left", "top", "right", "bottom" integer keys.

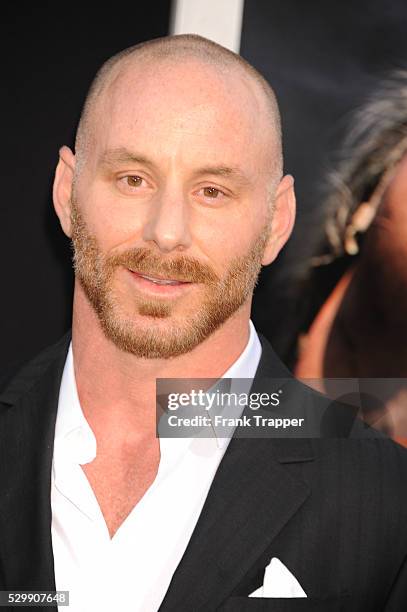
[{"left": 107, "top": 248, "right": 219, "bottom": 284}]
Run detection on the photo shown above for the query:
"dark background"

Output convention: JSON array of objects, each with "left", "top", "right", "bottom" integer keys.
[
  {"left": 2, "top": 0, "right": 407, "bottom": 372},
  {"left": 241, "top": 0, "right": 407, "bottom": 362},
  {"left": 1, "top": 1, "right": 171, "bottom": 371}
]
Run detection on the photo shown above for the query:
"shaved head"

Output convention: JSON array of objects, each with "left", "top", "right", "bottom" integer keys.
[
  {"left": 54, "top": 34, "right": 295, "bottom": 360},
  {"left": 74, "top": 34, "right": 283, "bottom": 186}
]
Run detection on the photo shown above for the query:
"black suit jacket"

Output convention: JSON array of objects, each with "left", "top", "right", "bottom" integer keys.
[{"left": 0, "top": 333, "right": 407, "bottom": 611}]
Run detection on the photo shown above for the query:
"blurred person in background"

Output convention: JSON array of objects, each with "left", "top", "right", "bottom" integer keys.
[{"left": 295, "top": 71, "right": 407, "bottom": 444}]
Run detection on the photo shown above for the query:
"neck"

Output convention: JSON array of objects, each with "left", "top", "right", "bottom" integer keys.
[
  {"left": 71, "top": 283, "right": 251, "bottom": 442},
  {"left": 296, "top": 243, "right": 407, "bottom": 378}
]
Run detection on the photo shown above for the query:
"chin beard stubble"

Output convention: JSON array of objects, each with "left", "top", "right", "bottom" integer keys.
[{"left": 70, "top": 198, "right": 271, "bottom": 358}]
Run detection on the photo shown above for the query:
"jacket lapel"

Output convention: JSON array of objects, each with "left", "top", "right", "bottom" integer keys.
[
  {"left": 0, "top": 332, "right": 314, "bottom": 611},
  {"left": 158, "top": 336, "right": 316, "bottom": 611},
  {"left": 0, "top": 334, "right": 70, "bottom": 593}
]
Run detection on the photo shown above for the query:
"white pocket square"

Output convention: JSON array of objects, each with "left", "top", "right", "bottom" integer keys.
[{"left": 248, "top": 557, "right": 307, "bottom": 598}]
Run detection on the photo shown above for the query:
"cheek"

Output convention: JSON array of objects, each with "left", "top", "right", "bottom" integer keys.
[
  {"left": 77, "top": 186, "right": 146, "bottom": 252},
  {"left": 193, "top": 219, "right": 242, "bottom": 266},
  {"left": 190, "top": 203, "right": 264, "bottom": 263},
  {"left": 197, "top": 232, "right": 261, "bottom": 281}
]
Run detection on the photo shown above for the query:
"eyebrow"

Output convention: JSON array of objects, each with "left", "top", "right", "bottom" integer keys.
[
  {"left": 98, "top": 147, "right": 252, "bottom": 186},
  {"left": 98, "top": 148, "right": 152, "bottom": 168},
  {"left": 191, "top": 165, "right": 252, "bottom": 186}
]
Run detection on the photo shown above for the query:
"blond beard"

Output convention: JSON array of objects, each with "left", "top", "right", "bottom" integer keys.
[{"left": 70, "top": 198, "right": 271, "bottom": 358}]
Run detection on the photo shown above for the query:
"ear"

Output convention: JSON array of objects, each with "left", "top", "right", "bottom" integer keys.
[
  {"left": 262, "top": 174, "right": 296, "bottom": 265},
  {"left": 53, "top": 145, "right": 76, "bottom": 238}
]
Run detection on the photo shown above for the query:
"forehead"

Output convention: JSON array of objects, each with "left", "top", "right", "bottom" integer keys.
[{"left": 91, "top": 58, "right": 274, "bottom": 172}]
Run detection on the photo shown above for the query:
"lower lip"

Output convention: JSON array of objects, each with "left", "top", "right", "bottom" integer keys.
[{"left": 127, "top": 270, "right": 194, "bottom": 295}]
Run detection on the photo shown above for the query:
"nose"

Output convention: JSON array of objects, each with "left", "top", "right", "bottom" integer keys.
[{"left": 142, "top": 187, "right": 192, "bottom": 253}]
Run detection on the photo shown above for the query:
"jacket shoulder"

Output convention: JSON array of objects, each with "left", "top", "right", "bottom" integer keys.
[{"left": 0, "top": 332, "right": 71, "bottom": 406}]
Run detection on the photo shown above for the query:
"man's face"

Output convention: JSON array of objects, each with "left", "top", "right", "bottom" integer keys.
[{"left": 68, "top": 59, "right": 278, "bottom": 358}]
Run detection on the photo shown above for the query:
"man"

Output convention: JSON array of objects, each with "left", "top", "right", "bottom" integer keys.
[{"left": 0, "top": 35, "right": 406, "bottom": 611}]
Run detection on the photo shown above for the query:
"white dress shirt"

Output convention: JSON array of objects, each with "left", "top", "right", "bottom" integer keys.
[{"left": 51, "top": 321, "right": 262, "bottom": 611}]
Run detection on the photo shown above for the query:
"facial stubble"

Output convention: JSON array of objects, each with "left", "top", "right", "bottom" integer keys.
[{"left": 70, "top": 198, "right": 272, "bottom": 358}]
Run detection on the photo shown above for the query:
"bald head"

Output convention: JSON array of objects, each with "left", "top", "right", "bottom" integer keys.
[
  {"left": 74, "top": 34, "right": 283, "bottom": 185},
  {"left": 53, "top": 34, "right": 295, "bottom": 360}
]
